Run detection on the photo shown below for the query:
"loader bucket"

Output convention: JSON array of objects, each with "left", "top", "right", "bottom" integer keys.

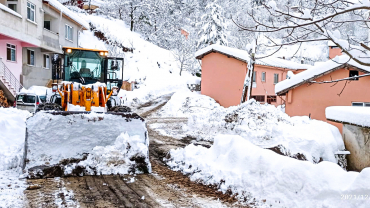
[{"left": 24, "top": 111, "right": 151, "bottom": 178}]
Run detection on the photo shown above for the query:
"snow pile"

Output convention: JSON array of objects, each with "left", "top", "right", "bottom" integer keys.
[
  {"left": 188, "top": 100, "right": 344, "bottom": 163},
  {"left": 25, "top": 112, "right": 149, "bottom": 171},
  {"left": 275, "top": 55, "right": 370, "bottom": 94},
  {"left": 158, "top": 93, "right": 344, "bottom": 163},
  {"left": 0, "top": 108, "right": 31, "bottom": 208},
  {"left": 326, "top": 106, "right": 370, "bottom": 127},
  {"left": 79, "top": 14, "right": 197, "bottom": 105},
  {"left": 0, "top": 108, "right": 30, "bottom": 171},
  {"left": 20, "top": 85, "right": 51, "bottom": 96},
  {"left": 167, "top": 134, "right": 370, "bottom": 208},
  {"left": 154, "top": 90, "right": 221, "bottom": 117},
  {"left": 75, "top": 132, "right": 150, "bottom": 175}
]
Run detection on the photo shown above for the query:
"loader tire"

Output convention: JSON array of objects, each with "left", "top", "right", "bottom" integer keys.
[
  {"left": 109, "top": 106, "right": 132, "bottom": 113},
  {"left": 36, "top": 103, "right": 63, "bottom": 112}
]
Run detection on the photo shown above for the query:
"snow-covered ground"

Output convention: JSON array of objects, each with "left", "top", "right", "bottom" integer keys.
[
  {"left": 153, "top": 91, "right": 344, "bottom": 164},
  {"left": 78, "top": 14, "right": 199, "bottom": 106},
  {"left": 166, "top": 134, "right": 370, "bottom": 208},
  {"left": 0, "top": 108, "right": 31, "bottom": 208}
]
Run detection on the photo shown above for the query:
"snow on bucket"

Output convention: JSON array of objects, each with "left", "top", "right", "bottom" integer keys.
[{"left": 24, "top": 111, "right": 151, "bottom": 178}]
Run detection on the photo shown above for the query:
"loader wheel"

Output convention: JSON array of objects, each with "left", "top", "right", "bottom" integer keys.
[
  {"left": 36, "top": 103, "right": 63, "bottom": 112},
  {"left": 109, "top": 106, "right": 132, "bottom": 113}
]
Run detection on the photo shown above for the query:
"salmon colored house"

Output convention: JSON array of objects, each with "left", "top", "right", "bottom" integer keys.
[
  {"left": 195, "top": 45, "right": 310, "bottom": 108},
  {"left": 275, "top": 55, "right": 370, "bottom": 132},
  {"left": 180, "top": 28, "right": 189, "bottom": 39}
]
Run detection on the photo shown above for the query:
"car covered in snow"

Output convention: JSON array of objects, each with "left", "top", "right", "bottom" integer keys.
[{"left": 15, "top": 93, "right": 42, "bottom": 113}]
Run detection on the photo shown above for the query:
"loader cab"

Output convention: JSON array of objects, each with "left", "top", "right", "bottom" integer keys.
[{"left": 62, "top": 48, "right": 124, "bottom": 92}]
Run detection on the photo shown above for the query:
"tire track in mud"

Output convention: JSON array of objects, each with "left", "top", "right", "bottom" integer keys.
[{"left": 24, "top": 94, "right": 249, "bottom": 208}]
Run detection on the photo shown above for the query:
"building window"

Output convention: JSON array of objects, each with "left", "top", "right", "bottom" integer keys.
[
  {"left": 27, "top": 49, "right": 35, "bottom": 66},
  {"left": 253, "top": 71, "right": 256, "bottom": 83},
  {"left": 274, "top": 74, "right": 279, "bottom": 84},
  {"left": 65, "top": 25, "right": 73, "bottom": 41},
  {"left": 267, "top": 96, "right": 277, "bottom": 104},
  {"left": 7, "top": 0, "right": 18, "bottom": 12},
  {"left": 27, "top": 2, "right": 35, "bottom": 22},
  {"left": 261, "top": 72, "right": 266, "bottom": 82},
  {"left": 43, "top": 54, "right": 50, "bottom": 69},
  {"left": 44, "top": 21, "right": 51, "bottom": 30},
  {"left": 349, "top": 70, "right": 359, "bottom": 81},
  {"left": 6, "top": 44, "right": 16, "bottom": 62},
  {"left": 352, "top": 102, "right": 370, "bottom": 107},
  {"left": 251, "top": 95, "right": 265, "bottom": 102}
]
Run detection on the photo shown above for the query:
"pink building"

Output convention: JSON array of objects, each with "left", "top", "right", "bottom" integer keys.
[
  {"left": 180, "top": 28, "right": 189, "bottom": 39},
  {"left": 275, "top": 55, "right": 370, "bottom": 132},
  {"left": 195, "top": 45, "right": 310, "bottom": 108}
]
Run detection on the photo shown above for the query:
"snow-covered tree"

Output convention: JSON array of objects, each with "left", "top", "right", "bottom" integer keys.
[
  {"left": 172, "top": 34, "right": 197, "bottom": 76},
  {"left": 197, "top": 2, "right": 228, "bottom": 49}
]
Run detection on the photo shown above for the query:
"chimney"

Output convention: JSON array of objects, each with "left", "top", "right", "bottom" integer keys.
[{"left": 328, "top": 41, "right": 342, "bottom": 59}]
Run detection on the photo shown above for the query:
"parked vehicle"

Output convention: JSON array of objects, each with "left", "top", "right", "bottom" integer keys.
[{"left": 15, "top": 93, "right": 42, "bottom": 113}]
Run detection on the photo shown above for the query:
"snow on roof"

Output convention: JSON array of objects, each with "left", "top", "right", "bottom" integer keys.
[
  {"left": 275, "top": 55, "right": 370, "bottom": 95},
  {"left": 0, "top": 3, "right": 22, "bottom": 18},
  {"left": 328, "top": 40, "right": 337, "bottom": 47},
  {"left": 326, "top": 106, "right": 370, "bottom": 128},
  {"left": 195, "top": 44, "right": 311, "bottom": 70},
  {"left": 181, "top": 27, "right": 190, "bottom": 34},
  {"left": 43, "top": 0, "right": 89, "bottom": 29}
]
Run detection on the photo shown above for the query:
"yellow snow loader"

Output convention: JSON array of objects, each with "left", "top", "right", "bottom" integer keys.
[{"left": 23, "top": 47, "right": 151, "bottom": 178}]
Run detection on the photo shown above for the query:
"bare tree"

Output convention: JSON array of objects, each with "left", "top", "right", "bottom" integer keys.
[{"left": 234, "top": 0, "right": 370, "bottom": 82}]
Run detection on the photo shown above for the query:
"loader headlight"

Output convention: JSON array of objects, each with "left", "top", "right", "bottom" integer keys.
[
  {"left": 99, "top": 51, "right": 105, "bottom": 56},
  {"left": 104, "top": 52, "right": 108, "bottom": 56},
  {"left": 66, "top": 48, "right": 72, "bottom": 53}
]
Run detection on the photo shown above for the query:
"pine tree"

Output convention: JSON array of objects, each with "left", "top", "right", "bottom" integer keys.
[{"left": 197, "top": 2, "right": 228, "bottom": 49}]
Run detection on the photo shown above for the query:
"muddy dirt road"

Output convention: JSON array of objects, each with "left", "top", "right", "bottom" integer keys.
[{"left": 25, "top": 94, "right": 247, "bottom": 208}]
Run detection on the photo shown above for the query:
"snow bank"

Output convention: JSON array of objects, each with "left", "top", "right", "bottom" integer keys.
[
  {"left": 0, "top": 108, "right": 30, "bottom": 208},
  {"left": 0, "top": 108, "right": 30, "bottom": 171},
  {"left": 75, "top": 132, "right": 150, "bottom": 175},
  {"left": 25, "top": 112, "right": 149, "bottom": 172},
  {"left": 275, "top": 55, "right": 370, "bottom": 94},
  {"left": 326, "top": 106, "right": 370, "bottom": 127},
  {"left": 167, "top": 134, "right": 370, "bottom": 208},
  {"left": 187, "top": 99, "right": 344, "bottom": 163},
  {"left": 158, "top": 93, "right": 344, "bottom": 163}
]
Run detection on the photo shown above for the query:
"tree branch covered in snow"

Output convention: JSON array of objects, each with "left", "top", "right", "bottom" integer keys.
[{"left": 235, "top": 0, "right": 370, "bottom": 67}]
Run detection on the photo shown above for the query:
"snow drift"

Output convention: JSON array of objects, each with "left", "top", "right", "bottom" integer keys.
[
  {"left": 157, "top": 92, "right": 344, "bottom": 163},
  {"left": 167, "top": 134, "right": 370, "bottom": 208},
  {"left": 25, "top": 111, "right": 151, "bottom": 177},
  {"left": 0, "top": 108, "right": 30, "bottom": 208}
]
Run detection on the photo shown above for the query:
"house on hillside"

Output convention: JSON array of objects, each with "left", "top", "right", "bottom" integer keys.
[
  {"left": 275, "top": 54, "right": 370, "bottom": 132},
  {"left": 180, "top": 27, "right": 189, "bottom": 39},
  {"left": 326, "top": 106, "right": 370, "bottom": 171},
  {"left": 195, "top": 44, "right": 311, "bottom": 108},
  {"left": 0, "top": 0, "right": 89, "bottom": 102}
]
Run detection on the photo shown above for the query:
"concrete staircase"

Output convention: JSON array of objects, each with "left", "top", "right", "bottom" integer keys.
[{"left": 0, "top": 58, "right": 23, "bottom": 102}]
